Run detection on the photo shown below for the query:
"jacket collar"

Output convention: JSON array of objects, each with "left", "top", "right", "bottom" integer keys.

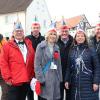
[
  {"left": 40, "top": 40, "right": 59, "bottom": 50},
  {"left": 58, "top": 35, "right": 73, "bottom": 45},
  {"left": 31, "top": 32, "right": 42, "bottom": 39},
  {"left": 8, "top": 38, "right": 30, "bottom": 49}
]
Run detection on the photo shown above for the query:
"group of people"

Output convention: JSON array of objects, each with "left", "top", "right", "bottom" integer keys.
[{"left": 0, "top": 18, "right": 100, "bottom": 100}]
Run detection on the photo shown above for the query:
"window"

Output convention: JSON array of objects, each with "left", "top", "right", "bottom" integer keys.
[
  {"left": 5, "top": 16, "right": 9, "bottom": 24},
  {"left": 5, "top": 14, "right": 17, "bottom": 24}
]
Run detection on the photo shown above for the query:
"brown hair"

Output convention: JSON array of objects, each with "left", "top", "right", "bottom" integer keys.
[{"left": 73, "top": 30, "right": 88, "bottom": 45}]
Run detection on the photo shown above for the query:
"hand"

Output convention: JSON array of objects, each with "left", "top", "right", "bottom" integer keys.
[
  {"left": 6, "top": 82, "right": 12, "bottom": 86},
  {"left": 41, "top": 82, "right": 45, "bottom": 86},
  {"left": 93, "top": 84, "right": 98, "bottom": 91},
  {"left": 65, "top": 82, "right": 69, "bottom": 89}
]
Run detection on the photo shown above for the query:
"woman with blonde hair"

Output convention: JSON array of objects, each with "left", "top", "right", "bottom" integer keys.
[{"left": 34, "top": 28, "right": 62, "bottom": 100}]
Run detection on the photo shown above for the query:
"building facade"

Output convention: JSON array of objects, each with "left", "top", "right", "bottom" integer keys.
[{"left": 0, "top": 0, "right": 51, "bottom": 37}]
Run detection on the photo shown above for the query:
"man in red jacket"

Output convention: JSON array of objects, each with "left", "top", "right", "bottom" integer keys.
[{"left": 0, "top": 20, "right": 35, "bottom": 100}]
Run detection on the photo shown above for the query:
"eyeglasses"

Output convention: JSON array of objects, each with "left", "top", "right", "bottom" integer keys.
[{"left": 15, "top": 30, "right": 23, "bottom": 33}]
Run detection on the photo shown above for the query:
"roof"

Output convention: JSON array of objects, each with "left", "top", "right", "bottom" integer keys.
[
  {"left": 0, "top": 0, "right": 33, "bottom": 14},
  {"left": 67, "top": 15, "right": 83, "bottom": 28},
  {"left": 56, "top": 15, "right": 91, "bottom": 29}
]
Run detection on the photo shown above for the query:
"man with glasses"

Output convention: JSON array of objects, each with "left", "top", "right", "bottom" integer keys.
[
  {"left": 0, "top": 21, "right": 35, "bottom": 100},
  {"left": 57, "top": 25, "right": 73, "bottom": 100}
]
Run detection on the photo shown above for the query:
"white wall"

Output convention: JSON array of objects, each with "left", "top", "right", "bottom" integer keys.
[
  {"left": 0, "top": 0, "right": 51, "bottom": 37},
  {"left": 0, "top": 12, "right": 25, "bottom": 38},
  {"left": 86, "top": 28, "right": 95, "bottom": 37},
  {"left": 26, "top": 0, "right": 51, "bottom": 36}
]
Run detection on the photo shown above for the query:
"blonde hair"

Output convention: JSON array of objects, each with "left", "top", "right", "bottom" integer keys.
[{"left": 45, "top": 31, "right": 58, "bottom": 42}]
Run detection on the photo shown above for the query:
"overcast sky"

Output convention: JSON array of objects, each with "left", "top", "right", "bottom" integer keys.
[{"left": 46, "top": 0, "right": 100, "bottom": 25}]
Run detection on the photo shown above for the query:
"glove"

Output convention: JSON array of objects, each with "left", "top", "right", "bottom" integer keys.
[{"left": 35, "top": 81, "right": 41, "bottom": 95}]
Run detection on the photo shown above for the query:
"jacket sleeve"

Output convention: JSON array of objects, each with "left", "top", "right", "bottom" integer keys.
[
  {"left": 58, "top": 50, "right": 63, "bottom": 82},
  {"left": 90, "top": 47, "right": 100, "bottom": 84},
  {"left": 34, "top": 44, "right": 45, "bottom": 83},
  {"left": 64, "top": 50, "right": 71, "bottom": 83},
  {"left": 0, "top": 44, "right": 12, "bottom": 83}
]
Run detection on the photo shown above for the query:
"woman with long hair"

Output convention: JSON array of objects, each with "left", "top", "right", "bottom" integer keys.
[{"left": 65, "top": 29, "right": 100, "bottom": 100}]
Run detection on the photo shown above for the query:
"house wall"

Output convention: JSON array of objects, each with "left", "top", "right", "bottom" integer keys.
[
  {"left": 0, "top": 0, "right": 51, "bottom": 38},
  {"left": 86, "top": 28, "right": 95, "bottom": 37},
  {"left": 0, "top": 12, "right": 25, "bottom": 38},
  {"left": 26, "top": 0, "right": 51, "bottom": 36}
]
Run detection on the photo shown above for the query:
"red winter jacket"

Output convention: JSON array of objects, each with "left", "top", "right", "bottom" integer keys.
[{"left": 0, "top": 38, "right": 35, "bottom": 85}]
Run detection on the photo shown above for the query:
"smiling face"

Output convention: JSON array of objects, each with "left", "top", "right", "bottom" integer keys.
[
  {"left": 75, "top": 31, "right": 86, "bottom": 44},
  {"left": 31, "top": 23, "right": 40, "bottom": 37},
  {"left": 13, "top": 29, "right": 24, "bottom": 40},
  {"left": 60, "top": 29, "right": 69, "bottom": 39},
  {"left": 47, "top": 31, "right": 57, "bottom": 44},
  {"left": 59, "top": 25, "right": 69, "bottom": 39}
]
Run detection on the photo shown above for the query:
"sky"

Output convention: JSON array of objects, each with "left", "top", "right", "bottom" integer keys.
[{"left": 46, "top": 0, "right": 100, "bottom": 25}]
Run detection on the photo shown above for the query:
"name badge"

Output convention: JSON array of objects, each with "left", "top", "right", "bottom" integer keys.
[{"left": 50, "top": 62, "right": 57, "bottom": 69}]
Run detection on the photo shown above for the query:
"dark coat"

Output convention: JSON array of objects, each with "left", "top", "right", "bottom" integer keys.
[
  {"left": 26, "top": 33, "right": 44, "bottom": 51},
  {"left": 65, "top": 44, "right": 100, "bottom": 100},
  {"left": 89, "top": 36, "right": 100, "bottom": 62},
  {"left": 57, "top": 35, "right": 73, "bottom": 80}
]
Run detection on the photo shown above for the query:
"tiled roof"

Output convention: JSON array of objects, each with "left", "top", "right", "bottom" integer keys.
[
  {"left": 56, "top": 15, "right": 89, "bottom": 29},
  {"left": 66, "top": 15, "right": 83, "bottom": 28},
  {"left": 0, "top": 0, "right": 33, "bottom": 14}
]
